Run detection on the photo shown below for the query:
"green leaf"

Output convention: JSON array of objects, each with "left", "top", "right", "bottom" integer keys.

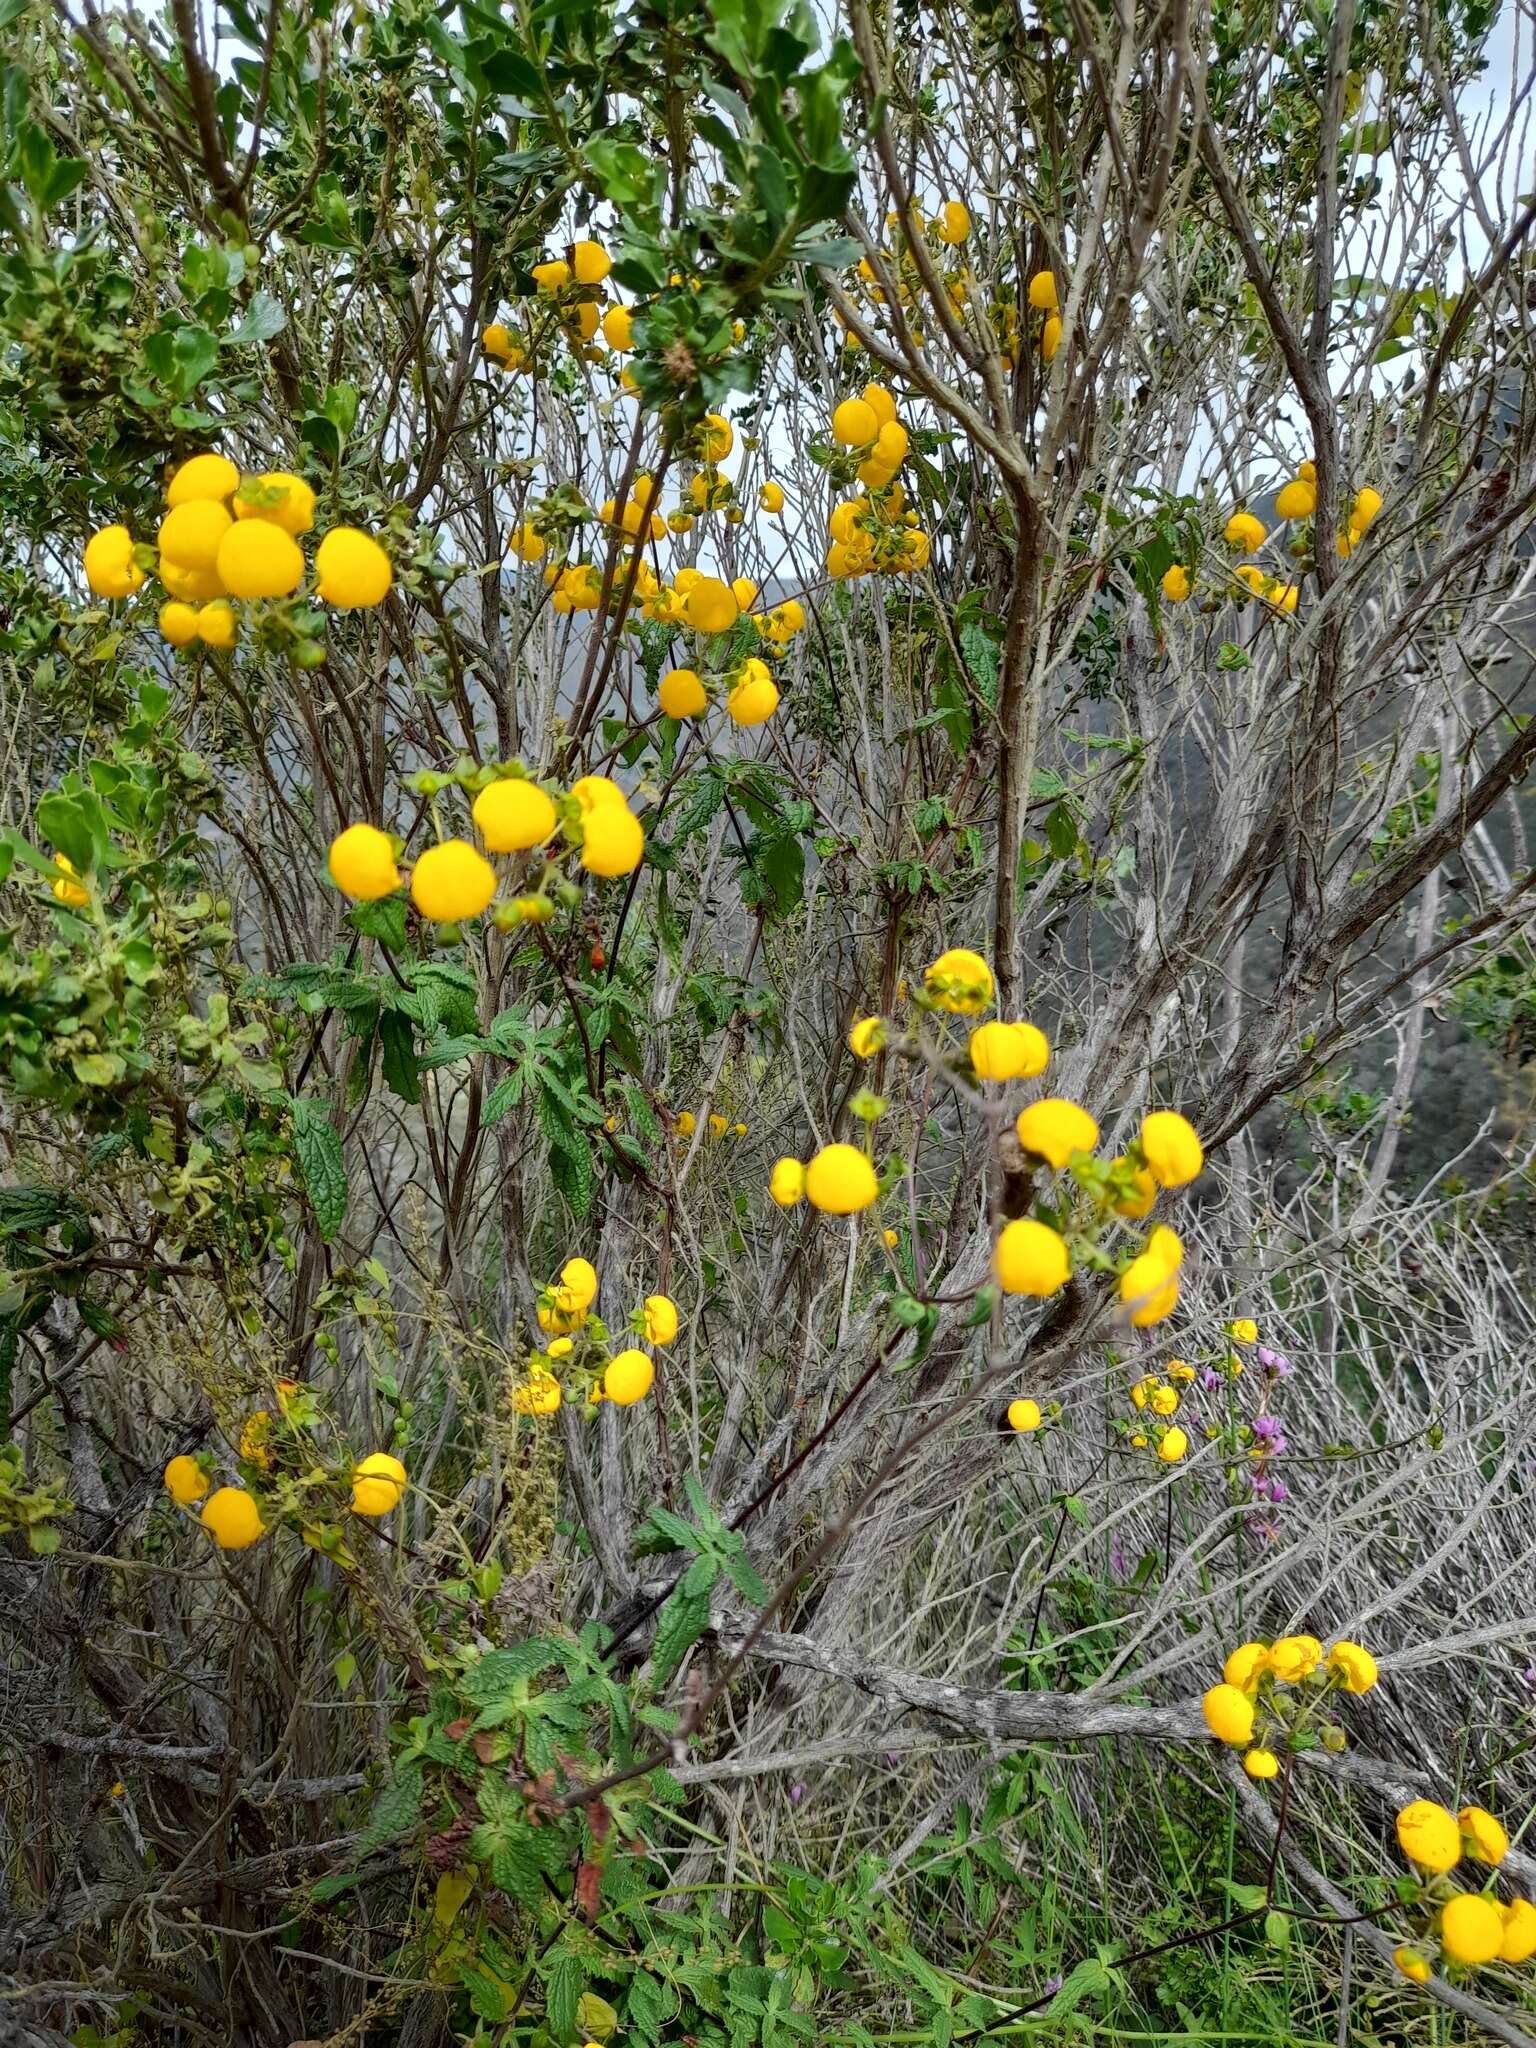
[
  {"left": 586, "top": 135, "right": 661, "bottom": 206},
  {"left": 1045, "top": 1956, "right": 1111, "bottom": 2017},
  {"left": 681, "top": 1551, "right": 719, "bottom": 1597},
  {"left": 323, "top": 381, "right": 360, "bottom": 434},
  {"left": 291, "top": 1097, "right": 349, "bottom": 1242},
  {"left": 459, "top": 1642, "right": 560, "bottom": 1700},
  {"left": 36, "top": 790, "right": 108, "bottom": 874},
  {"left": 357, "top": 1762, "right": 422, "bottom": 1850},
  {"left": 71, "top": 1052, "right": 123, "bottom": 1086},
  {"left": 469, "top": 1783, "right": 566, "bottom": 1904},
  {"left": 459, "top": 1964, "right": 510, "bottom": 2022},
  {"left": 634, "top": 1503, "right": 701, "bottom": 1555},
  {"left": 1218, "top": 1880, "right": 1268, "bottom": 1911},
  {"left": 43, "top": 155, "right": 87, "bottom": 208},
  {"left": 625, "top": 1974, "right": 666, "bottom": 2042},
  {"left": 225, "top": 291, "right": 287, "bottom": 345},
  {"left": 172, "top": 325, "right": 220, "bottom": 396},
  {"left": 1046, "top": 803, "right": 1078, "bottom": 860},
  {"left": 0, "top": 1185, "right": 79, "bottom": 1235},
  {"left": 959, "top": 621, "right": 999, "bottom": 708},
  {"left": 482, "top": 1072, "right": 525, "bottom": 1127},
  {"left": 651, "top": 1579, "right": 712, "bottom": 1685},
  {"left": 548, "top": 1954, "right": 582, "bottom": 2041},
  {"left": 379, "top": 1010, "right": 420, "bottom": 1106},
  {"left": 1349, "top": 119, "right": 1390, "bottom": 156},
  {"left": 301, "top": 413, "right": 342, "bottom": 462},
  {"left": 720, "top": 1547, "right": 769, "bottom": 1606},
  {"left": 350, "top": 893, "right": 407, "bottom": 949},
  {"left": 418, "top": 1033, "right": 486, "bottom": 1070},
  {"left": 797, "top": 232, "right": 861, "bottom": 266}
]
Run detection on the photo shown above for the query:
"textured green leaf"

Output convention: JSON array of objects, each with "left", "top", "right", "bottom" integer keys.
[
  {"left": 547, "top": 1953, "right": 581, "bottom": 2041},
  {"left": 357, "top": 1763, "right": 421, "bottom": 1851},
  {"left": 459, "top": 1964, "right": 510, "bottom": 2022},
  {"left": 379, "top": 1010, "right": 419, "bottom": 1105},
  {"left": 459, "top": 1641, "right": 559, "bottom": 1700},
  {"left": 350, "top": 894, "right": 407, "bottom": 948},
  {"left": 1045, "top": 1955, "right": 1111, "bottom": 2017},
  {"left": 651, "top": 1580, "right": 712, "bottom": 1685},
  {"left": 721, "top": 1547, "right": 769, "bottom": 1606},
  {"left": 291, "top": 1098, "right": 348, "bottom": 1241},
  {"left": 625, "top": 1973, "right": 666, "bottom": 2043},
  {"left": 482, "top": 1072, "right": 525, "bottom": 1126},
  {"left": 0, "top": 1186, "right": 78, "bottom": 1235},
  {"left": 959, "top": 621, "right": 999, "bottom": 708}
]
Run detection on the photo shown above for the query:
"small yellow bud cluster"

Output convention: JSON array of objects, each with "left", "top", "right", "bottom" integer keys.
[
  {"left": 983, "top": 270, "right": 1063, "bottom": 369},
  {"left": 481, "top": 236, "right": 616, "bottom": 373},
  {"left": 844, "top": 205, "right": 976, "bottom": 353},
  {"left": 1125, "top": 1367, "right": 1187, "bottom": 1462},
  {"left": 1168, "top": 470, "right": 1383, "bottom": 614}
]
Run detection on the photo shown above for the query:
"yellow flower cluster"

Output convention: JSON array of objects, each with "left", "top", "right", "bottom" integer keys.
[
  {"left": 770, "top": 951, "right": 1206, "bottom": 1361},
  {"left": 1392, "top": 1799, "right": 1536, "bottom": 1975},
  {"left": 999, "top": 1098, "right": 1201, "bottom": 1329},
  {"left": 482, "top": 236, "right": 618, "bottom": 370},
  {"left": 772, "top": 949, "right": 1209, "bottom": 1348},
  {"left": 670, "top": 1109, "right": 747, "bottom": 1139},
  {"left": 83, "top": 451, "right": 391, "bottom": 652},
  {"left": 1202, "top": 1634, "right": 1376, "bottom": 1778},
  {"left": 487, "top": 260, "right": 781, "bottom": 534},
  {"left": 327, "top": 770, "right": 645, "bottom": 927},
  {"left": 823, "top": 383, "right": 931, "bottom": 580},
  {"left": 514, "top": 1255, "right": 675, "bottom": 1413},
  {"left": 770, "top": 1142, "right": 879, "bottom": 1216},
  {"left": 1163, "top": 465, "right": 1382, "bottom": 610},
  {"left": 842, "top": 203, "right": 974, "bottom": 351},
  {"left": 507, "top": 461, "right": 805, "bottom": 728},
  {"left": 775, "top": 948, "right": 1047, "bottom": 1223},
  {"left": 163, "top": 1433, "right": 406, "bottom": 1549},
  {"left": 1124, "top": 1353, "right": 1196, "bottom": 1463}
]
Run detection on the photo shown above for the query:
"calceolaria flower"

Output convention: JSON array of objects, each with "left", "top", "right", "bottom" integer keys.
[{"left": 1397, "top": 1800, "right": 1462, "bottom": 1875}]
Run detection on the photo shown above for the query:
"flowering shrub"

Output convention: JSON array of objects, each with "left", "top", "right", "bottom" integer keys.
[{"left": 2, "top": 0, "right": 1534, "bottom": 2041}]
